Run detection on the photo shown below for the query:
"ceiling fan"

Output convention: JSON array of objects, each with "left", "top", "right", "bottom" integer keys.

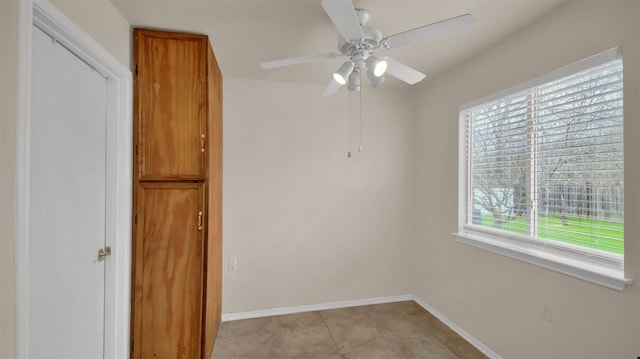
[{"left": 260, "top": 0, "right": 475, "bottom": 96}]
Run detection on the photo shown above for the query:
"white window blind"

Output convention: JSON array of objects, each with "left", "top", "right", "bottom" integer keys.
[{"left": 457, "top": 48, "right": 631, "bottom": 290}]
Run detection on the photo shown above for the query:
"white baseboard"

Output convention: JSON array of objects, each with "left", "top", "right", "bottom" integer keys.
[
  {"left": 221, "top": 294, "right": 500, "bottom": 359},
  {"left": 411, "top": 296, "right": 502, "bottom": 359},
  {"left": 221, "top": 294, "right": 414, "bottom": 321}
]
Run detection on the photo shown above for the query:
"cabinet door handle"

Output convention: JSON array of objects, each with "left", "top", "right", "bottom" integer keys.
[
  {"left": 200, "top": 134, "right": 205, "bottom": 153},
  {"left": 197, "top": 211, "right": 203, "bottom": 231}
]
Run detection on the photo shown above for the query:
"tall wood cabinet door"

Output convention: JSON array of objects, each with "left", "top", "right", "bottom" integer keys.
[
  {"left": 134, "top": 29, "right": 208, "bottom": 181},
  {"left": 132, "top": 182, "right": 205, "bottom": 358}
]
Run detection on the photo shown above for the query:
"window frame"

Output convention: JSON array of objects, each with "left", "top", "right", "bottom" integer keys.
[{"left": 456, "top": 48, "right": 633, "bottom": 291}]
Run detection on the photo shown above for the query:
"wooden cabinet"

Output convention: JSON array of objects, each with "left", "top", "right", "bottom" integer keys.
[
  {"left": 133, "top": 182, "right": 205, "bottom": 358},
  {"left": 135, "top": 31, "right": 209, "bottom": 181},
  {"left": 131, "top": 29, "right": 222, "bottom": 359}
]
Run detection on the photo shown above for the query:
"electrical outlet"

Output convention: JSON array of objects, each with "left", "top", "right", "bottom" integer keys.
[
  {"left": 228, "top": 257, "right": 238, "bottom": 270},
  {"left": 541, "top": 304, "right": 553, "bottom": 322}
]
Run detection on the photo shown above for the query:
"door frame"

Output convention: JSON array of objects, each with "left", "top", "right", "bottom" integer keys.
[{"left": 15, "top": 0, "right": 133, "bottom": 358}]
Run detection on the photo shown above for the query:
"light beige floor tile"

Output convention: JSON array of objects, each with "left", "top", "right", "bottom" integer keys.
[
  {"left": 229, "top": 316, "right": 280, "bottom": 337},
  {"left": 318, "top": 306, "right": 370, "bottom": 321},
  {"left": 223, "top": 333, "right": 283, "bottom": 358},
  {"left": 364, "top": 300, "right": 425, "bottom": 316},
  {"left": 279, "top": 324, "right": 338, "bottom": 357},
  {"left": 281, "top": 354, "right": 344, "bottom": 359},
  {"left": 211, "top": 301, "right": 488, "bottom": 359},
  {"left": 323, "top": 316, "right": 382, "bottom": 353},
  {"left": 217, "top": 320, "right": 233, "bottom": 339},
  {"left": 277, "top": 311, "right": 324, "bottom": 329}
]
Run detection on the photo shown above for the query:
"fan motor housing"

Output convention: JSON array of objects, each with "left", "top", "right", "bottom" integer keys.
[{"left": 337, "top": 25, "right": 382, "bottom": 56}]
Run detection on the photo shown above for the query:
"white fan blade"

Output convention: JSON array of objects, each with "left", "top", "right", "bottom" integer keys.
[
  {"left": 322, "top": 78, "right": 341, "bottom": 96},
  {"left": 321, "top": 0, "right": 364, "bottom": 41},
  {"left": 261, "top": 52, "right": 340, "bottom": 69},
  {"left": 385, "top": 57, "right": 426, "bottom": 85},
  {"left": 383, "top": 14, "right": 475, "bottom": 49}
]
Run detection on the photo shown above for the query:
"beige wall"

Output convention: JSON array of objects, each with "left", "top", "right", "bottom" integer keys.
[
  {"left": 0, "top": 1, "right": 130, "bottom": 356},
  {"left": 414, "top": 1, "right": 640, "bottom": 358},
  {"left": 50, "top": 0, "right": 130, "bottom": 67},
  {"left": 222, "top": 78, "right": 417, "bottom": 313},
  {"left": 1, "top": 1, "right": 19, "bottom": 358},
  {"left": 3, "top": 0, "right": 640, "bottom": 358}
]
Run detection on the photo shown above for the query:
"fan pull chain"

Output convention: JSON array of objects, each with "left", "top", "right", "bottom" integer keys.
[
  {"left": 359, "top": 86, "right": 363, "bottom": 153},
  {"left": 347, "top": 82, "right": 364, "bottom": 158},
  {"left": 347, "top": 91, "right": 352, "bottom": 158}
]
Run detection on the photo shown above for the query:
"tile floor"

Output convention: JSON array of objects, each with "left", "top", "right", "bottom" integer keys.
[{"left": 212, "top": 300, "right": 488, "bottom": 359}]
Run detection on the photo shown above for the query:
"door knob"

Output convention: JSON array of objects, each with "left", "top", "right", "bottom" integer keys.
[{"left": 97, "top": 247, "right": 111, "bottom": 262}]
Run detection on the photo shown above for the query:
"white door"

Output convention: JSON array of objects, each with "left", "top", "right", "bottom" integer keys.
[{"left": 27, "top": 24, "right": 108, "bottom": 358}]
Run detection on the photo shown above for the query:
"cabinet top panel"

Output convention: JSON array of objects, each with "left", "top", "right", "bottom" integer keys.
[{"left": 134, "top": 29, "right": 212, "bottom": 181}]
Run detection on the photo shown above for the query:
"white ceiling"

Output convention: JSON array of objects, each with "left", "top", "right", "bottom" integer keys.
[{"left": 111, "top": 0, "right": 570, "bottom": 89}]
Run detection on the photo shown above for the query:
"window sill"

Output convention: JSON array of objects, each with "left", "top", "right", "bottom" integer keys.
[{"left": 454, "top": 232, "right": 633, "bottom": 291}]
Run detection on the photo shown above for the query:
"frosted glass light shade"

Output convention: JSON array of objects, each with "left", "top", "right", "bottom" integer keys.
[
  {"left": 347, "top": 70, "right": 360, "bottom": 91},
  {"left": 366, "top": 56, "right": 387, "bottom": 77},
  {"left": 333, "top": 61, "right": 355, "bottom": 85}
]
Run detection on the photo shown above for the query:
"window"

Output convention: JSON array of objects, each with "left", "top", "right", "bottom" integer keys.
[{"left": 457, "top": 48, "right": 632, "bottom": 290}]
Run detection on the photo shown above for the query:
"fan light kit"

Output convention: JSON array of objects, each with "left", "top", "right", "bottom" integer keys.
[
  {"left": 260, "top": 0, "right": 475, "bottom": 96},
  {"left": 334, "top": 61, "right": 355, "bottom": 85}
]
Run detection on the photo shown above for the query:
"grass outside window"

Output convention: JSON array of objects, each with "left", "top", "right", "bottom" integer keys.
[{"left": 479, "top": 215, "right": 623, "bottom": 254}]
